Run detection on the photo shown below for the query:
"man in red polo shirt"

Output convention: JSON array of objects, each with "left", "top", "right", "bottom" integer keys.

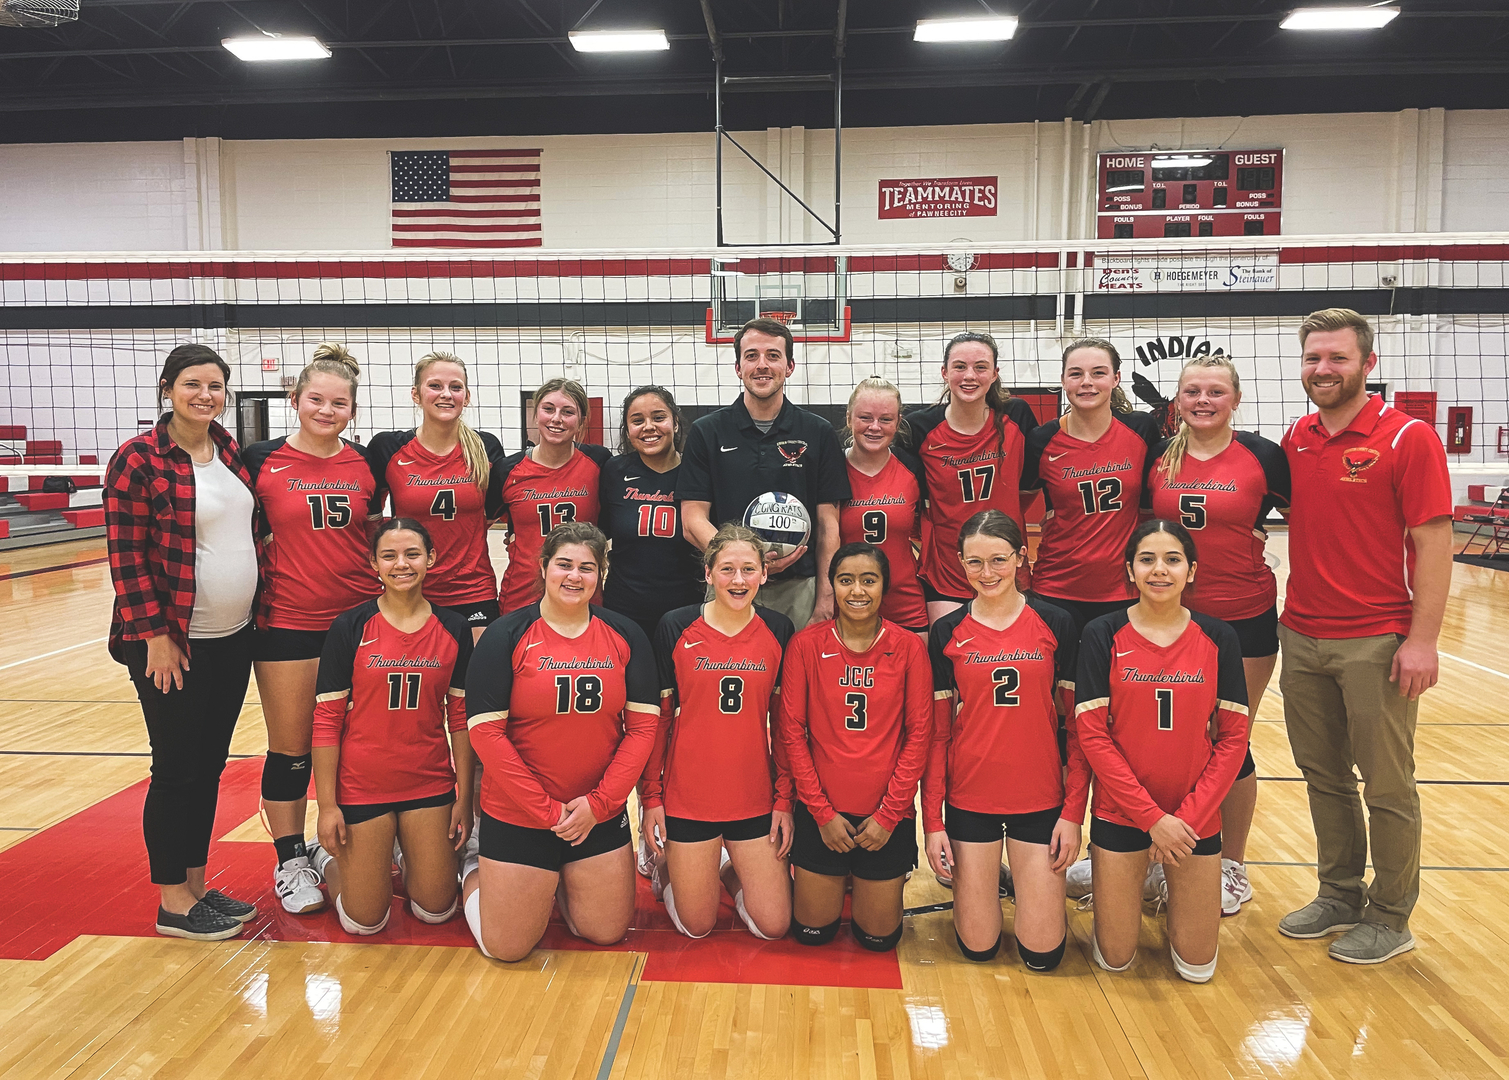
[{"left": 1276, "top": 308, "right": 1453, "bottom": 965}]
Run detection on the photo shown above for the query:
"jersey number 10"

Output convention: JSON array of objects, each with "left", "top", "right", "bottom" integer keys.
[{"left": 637, "top": 503, "right": 678, "bottom": 538}]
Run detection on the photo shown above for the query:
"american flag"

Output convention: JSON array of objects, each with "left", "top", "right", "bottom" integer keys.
[{"left": 390, "top": 149, "right": 542, "bottom": 248}]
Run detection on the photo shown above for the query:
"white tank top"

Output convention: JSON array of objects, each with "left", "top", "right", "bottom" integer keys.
[{"left": 187, "top": 453, "right": 258, "bottom": 638}]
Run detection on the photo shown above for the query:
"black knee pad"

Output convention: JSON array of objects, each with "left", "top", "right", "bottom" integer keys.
[
  {"left": 851, "top": 919, "right": 903, "bottom": 952},
  {"left": 791, "top": 917, "right": 840, "bottom": 946},
  {"left": 1018, "top": 936, "right": 1067, "bottom": 972},
  {"left": 261, "top": 752, "right": 312, "bottom": 801},
  {"left": 956, "top": 930, "right": 1002, "bottom": 962}
]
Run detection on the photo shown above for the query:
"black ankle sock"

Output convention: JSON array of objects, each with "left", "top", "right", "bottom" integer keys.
[{"left": 274, "top": 834, "right": 307, "bottom": 866}]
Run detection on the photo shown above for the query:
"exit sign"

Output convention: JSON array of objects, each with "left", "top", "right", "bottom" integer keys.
[{"left": 261, "top": 357, "right": 279, "bottom": 372}]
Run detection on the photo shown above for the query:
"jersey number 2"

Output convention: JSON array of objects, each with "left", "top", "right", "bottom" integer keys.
[
  {"left": 554, "top": 674, "right": 603, "bottom": 713},
  {"left": 991, "top": 666, "right": 1021, "bottom": 706}
]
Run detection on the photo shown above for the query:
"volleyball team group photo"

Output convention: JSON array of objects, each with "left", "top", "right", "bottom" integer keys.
[{"left": 103, "top": 302, "right": 1449, "bottom": 981}]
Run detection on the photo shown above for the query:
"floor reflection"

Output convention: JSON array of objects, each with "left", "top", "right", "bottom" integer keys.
[{"left": 1240, "top": 1006, "right": 1311, "bottom": 1070}]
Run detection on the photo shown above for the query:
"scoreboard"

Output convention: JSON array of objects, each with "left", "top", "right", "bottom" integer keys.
[{"left": 1096, "top": 149, "right": 1283, "bottom": 239}]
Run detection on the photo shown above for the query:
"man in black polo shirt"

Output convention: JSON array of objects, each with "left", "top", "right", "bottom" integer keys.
[{"left": 678, "top": 317, "right": 850, "bottom": 627}]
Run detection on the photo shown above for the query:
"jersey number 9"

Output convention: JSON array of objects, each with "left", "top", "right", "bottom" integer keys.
[{"left": 861, "top": 509, "right": 887, "bottom": 544}]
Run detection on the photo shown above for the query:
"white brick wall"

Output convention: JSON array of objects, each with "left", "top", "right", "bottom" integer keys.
[{"left": 4, "top": 108, "right": 1509, "bottom": 253}]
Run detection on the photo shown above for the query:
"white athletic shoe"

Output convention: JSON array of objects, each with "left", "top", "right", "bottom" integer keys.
[
  {"left": 649, "top": 851, "right": 670, "bottom": 902},
  {"left": 1221, "top": 859, "right": 1252, "bottom": 916},
  {"left": 1144, "top": 861, "right": 1166, "bottom": 904},
  {"left": 1065, "top": 857, "right": 1093, "bottom": 900},
  {"left": 305, "top": 838, "right": 333, "bottom": 879},
  {"left": 636, "top": 835, "right": 656, "bottom": 879},
  {"left": 392, "top": 837, "right": 405, "bottom": 879},
  {"left": 275, "top": 855, "right": 326, "bottom": 914}
]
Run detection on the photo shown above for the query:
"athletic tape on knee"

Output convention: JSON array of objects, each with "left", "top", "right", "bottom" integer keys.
[
  {"left": 1018, "top": 936, "right": 1067, "bottom": 972},
  {"left": 955, "top": 930, "right": 1002, "bottom": 962},
  {"left": 734, "top": 889, "right": 781, "bottom": 941},
  {"left": 661, "top": 883, "right": 712, "bottom": 940},
  {"left": 791, "top": 916, "right": 840, "bottom": 946},
  {"left": 410, "top": 895, "right": 459, "bottom": 924},
  {"left": 1091, "top": 933, "right": 1134, "bottom": 973},
  {"left": 335, "top": 894, "right": 390, "bottom": 936},
  {"left": 1171, "top": 944, "right": 1218, "bottom": 984},
  {"left": 261, "top": 752, "right": 312, "bottom": 802},
  {"left": 463, "top": 889, "right": 494, "bottom": 959},
  {"left": 851, "top": 919, "right": 903, "bottom": 952}
]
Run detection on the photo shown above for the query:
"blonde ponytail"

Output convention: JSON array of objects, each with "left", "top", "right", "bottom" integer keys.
[
  {"left": 414, "top": 351, "right": 489, "bottom": 495},
  {"left": 1160, "top": 353, "right": 1242, "bottom": 482},
  {"left": 292, "top": 341, "right": 361, "bottom": 401}
]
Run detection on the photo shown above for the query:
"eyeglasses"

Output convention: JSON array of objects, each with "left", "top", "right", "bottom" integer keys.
[{"left": 962, "top": 555, "right": 1019, "bottom": 575}]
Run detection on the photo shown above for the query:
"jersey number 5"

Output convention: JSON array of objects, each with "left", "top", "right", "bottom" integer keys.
[
  {"left": 844, "top": 692, "right": 868, "bottom": 731},
  {"left": 1178, "top": 493, "right": 1207, "bottom": 530},
  {"left": 306, "top": 494, "right": 352, "bottom": 530},
  {"left": 1076, "top": 476, "right": 1123, "bottom": 515},
  {"left": 991, "top": 666, "right": 1021, "bottom": 706},
  {"left": 554, "top": 674, "right": 603, "bottom": 713}
]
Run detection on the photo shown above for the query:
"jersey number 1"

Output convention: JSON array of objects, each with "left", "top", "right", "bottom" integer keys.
[{"left": 1155, "top": 687, "right": 1174, "bottom": 731}]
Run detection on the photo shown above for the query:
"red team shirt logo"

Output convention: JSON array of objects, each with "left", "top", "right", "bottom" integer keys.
[{"left": 1340, "top": 445, "right": 1380, "bottom": 483}]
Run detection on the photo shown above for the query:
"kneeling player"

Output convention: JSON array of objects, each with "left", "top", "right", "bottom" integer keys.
[
  {"left": 641, "top": 525, "right": 796, "bottom": 940},
  {"left": 1076, "top": 520, "right": 1248, "bottom": 983},
  {"left": 308, "top": 519, "right": 475, "bottom": 935},
  {"left": 776, "top": 543, "right": 932, "bottom": 951}
]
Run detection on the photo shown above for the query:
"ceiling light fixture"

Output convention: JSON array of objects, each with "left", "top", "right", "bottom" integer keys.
[
  {"left": 914, "top": 16, "right": 1019, "bottom": 42},
  {"left": 1279, "top": 6, "right": 1400, "bottom": 31},
  {"left": 222, "top": 34, "right": 331, "bottom": 61},
  {"left": 568, "top": 29, "right": 670, "bottom": 53}
]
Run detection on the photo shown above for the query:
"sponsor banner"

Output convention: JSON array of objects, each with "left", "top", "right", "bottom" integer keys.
[
  {"left": 1092, "top": 252, "right": 1279, "bottom": 292},
  {"left": 879, "top": 176, "right": 998, "bottom": 219}
]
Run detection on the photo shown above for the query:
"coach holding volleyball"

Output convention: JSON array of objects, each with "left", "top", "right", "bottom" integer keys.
[
  {"left": 678, "top": 317, "right": 850, "bottom": 627},
  {"left": 1277, "top": 308, "right": 1453, "bottom": 966}
]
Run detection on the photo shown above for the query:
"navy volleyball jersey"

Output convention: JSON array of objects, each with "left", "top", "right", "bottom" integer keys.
[
  {"left": 643, "top": 604, "right": 796, "bottom": 822},
  {"left": 466, "top": 603, "right": 658, "bottom": 829},
  {"left": 311, "top": 599, "right": 473, "bottom": 806},
  {"left": 1074, "top": 608, "right": 1248, "bottom": 838},
  {"left": 598, "top": 454, "right": 704, "bottom": 631},
  {"left": 923, "top": 596, "right": 1085, "bottom": 831},
  {"left": 242, "top": 437, "right": 383, "bottom": 631},
  {"left": 1143, "top": 431, "right": 1291, "bottom": 621},
  {"left": 366, "top": 428, "right": 509, "bottom": 607}
]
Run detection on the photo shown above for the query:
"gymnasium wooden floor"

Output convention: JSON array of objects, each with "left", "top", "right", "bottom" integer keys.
[{"left": 1, "top": 532, "right": 1506, "bottom": 1080}]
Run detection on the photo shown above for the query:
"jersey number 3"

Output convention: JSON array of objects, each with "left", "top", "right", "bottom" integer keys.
[{"left": 844, "top": 692, "right": 868, "bottom": 731}]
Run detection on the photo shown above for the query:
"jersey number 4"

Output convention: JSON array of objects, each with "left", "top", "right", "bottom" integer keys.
[
  {"left": 306, "top": 494, "right": 352, "bottom": 530},
  {"left": 554, "top": 674, "right": 603, "bottom": 713},
  {"left": 1076, "top": 476, "right": 1123, "bottom": 515},
  {"left": 430, "top": 488, "right": 458, "bottom": 521},
  {"left": 956, "top": 465, "right": 996, "bottom": 503}
]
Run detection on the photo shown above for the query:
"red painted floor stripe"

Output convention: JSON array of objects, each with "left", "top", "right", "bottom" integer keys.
[{"left": 0, "top": 758, "right": 902, "bottom": 988}]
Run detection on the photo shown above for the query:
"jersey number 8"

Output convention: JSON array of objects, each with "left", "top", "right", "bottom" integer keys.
[
  {"left": 554, "top": 674, "right": 603, "bottom": 713},
  {"left": 719, "top": 676, "right": 744, "bottom": 714}
]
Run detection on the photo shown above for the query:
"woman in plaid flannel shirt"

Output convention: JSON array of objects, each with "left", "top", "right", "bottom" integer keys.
[{"left": 105, "top": 344, "right": 262, "bottom": 942}]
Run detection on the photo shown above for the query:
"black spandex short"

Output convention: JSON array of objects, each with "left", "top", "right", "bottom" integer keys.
[
  {"left": 665, "top": 813, "right": 773, "bottom": 845},
  {"left": 479, "top": 808, "right": 631, "bottom": 872},
  {"left": 790, "top": 803, "right": 917, "bottom": 881},
  {"left": 1091, "top": 816, "right": 1221, "bottom": 857},
  {"left": 1225, "top": 605, "right": 1279, "bottom": 658},
  {"left": 253, "top": 626, "right": 328, "bottom": 662},
  {"left": 439, "top": 599, "right": 500, "bottom": 627},
  {"left": 919, "top": 577, "right": 972, "bottom": 606},
  {"left": 1238, "top": 745, "right": 1256, "bottom": 781},
  {"left": 945, "top": 803, "right": 1061, "bottom": 846},
  {"left": 1036, "top": 594, "right": 1135, "bottom": 639},
  {"left": 340, "top": 788, "right": 456, "bottom": 826}
]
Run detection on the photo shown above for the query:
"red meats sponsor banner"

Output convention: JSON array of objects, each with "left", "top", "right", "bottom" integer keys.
[{"left": 879, "top": 176, "right": 998, "bottom": 219}]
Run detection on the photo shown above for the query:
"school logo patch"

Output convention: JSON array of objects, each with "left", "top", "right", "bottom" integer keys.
[
  {"left": 777, "top": 439, "right": 808, "bottom": 467},
  {"left": 1340, "top": 446, "right": 1380, "bottom": 484}
]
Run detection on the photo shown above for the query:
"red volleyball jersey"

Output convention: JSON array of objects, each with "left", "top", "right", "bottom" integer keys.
[
  {"left": 311, "top": 599, "right": 472, "bottom": 806},
  {"left": 366, "top": 429, "right": 507, "bottom": 607},
  {"left": 839, "top": 451, "right": 928, "bottom": 629},
  {"left": 1075, "top": 609, "right": 1248, "bottom": 837},
  {"left": 923, "top": 596, "right": 1085, "bottom": 831},
  {"left": 1144, "top": 431, "right": 1290, "bottom": 621},
  {"left": 905, "top": 399, "right": 1037, "bottom": 600},
  {"left": 641, "top": 604, "right": 796, "bottom": 821},
  {"left": 495, "top": 444, "right": 613, "bottom": 613},
  {"left": 1024, "top": 412, "right": 1159, "bottom": 603},
  {"left": 465, "top": 603, "right": 658, "bottom": 828},
  {"left": 775, "top": 620, "right": 932, "bottom": 833},
  {"left": 243, "top": 438, "right": 382, "bottom": 631}
]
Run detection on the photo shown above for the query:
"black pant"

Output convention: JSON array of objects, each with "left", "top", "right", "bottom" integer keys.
[{"left": 125, "top": 626, "right": 253, "bottom": 885}]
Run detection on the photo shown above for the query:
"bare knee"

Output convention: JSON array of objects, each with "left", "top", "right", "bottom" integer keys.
[{"left": 489, "top": 932, "right": 539, "bottom": 963}]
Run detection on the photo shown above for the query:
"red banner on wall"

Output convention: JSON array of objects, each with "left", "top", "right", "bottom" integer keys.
[{"left": 878, "top": 176, "right": 998, "bottom": 219}]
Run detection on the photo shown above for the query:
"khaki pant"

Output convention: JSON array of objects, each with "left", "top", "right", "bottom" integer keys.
[
  {"left": 1278, "top": 625, "right": 1421, "bottom": 931},
  {"left": 719, "top": 574, "right": 815, "bottom": 629}
]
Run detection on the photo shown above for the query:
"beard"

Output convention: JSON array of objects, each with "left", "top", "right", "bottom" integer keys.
[{"left": 1302, "top": 364, "right": 1368, "bottom": 408}]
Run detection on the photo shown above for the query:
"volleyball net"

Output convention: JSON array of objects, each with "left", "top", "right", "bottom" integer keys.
[{"left": 2, "top": 234, "right": 1505, "bottom": 482}]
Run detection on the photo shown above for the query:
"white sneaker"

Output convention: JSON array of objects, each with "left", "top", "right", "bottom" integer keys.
[
  {"left": 649, "top": 851, "right": 670, "bottom": 902},
  {"left": 392, "top": 837, "right": 405, "bottom": 878},
  {"left": 636, "top": 835, "right": 656, "bottom": 878},
  {"left": 1065, "top": 857, "right": 1093, "bottom": 899},
  {"left": 306, "top": 838, "right": 333, "bottom": 878},
  {"left": 274, "top": 856, "right": 325, "bottom": 914},
  {"left": 1144, "top": 861, "right": 1166, "bottom": 903},
  {"left": 1221, "top": 859, "right": 1252, "bottom": 916}
]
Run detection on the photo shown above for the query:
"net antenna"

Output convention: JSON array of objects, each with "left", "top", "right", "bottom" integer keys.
[{"left": 703, "top": 0, "right": 845, "bottom": 247}]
